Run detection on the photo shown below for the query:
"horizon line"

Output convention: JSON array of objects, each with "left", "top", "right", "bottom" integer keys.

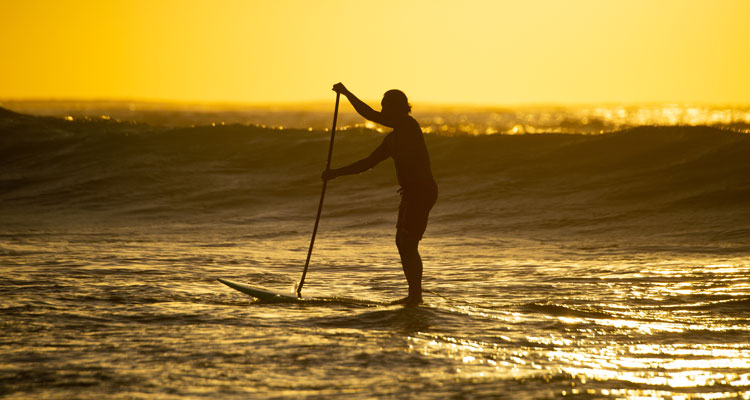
[{"left": 2, "top": 97, "right": 750, "bottom": 110}]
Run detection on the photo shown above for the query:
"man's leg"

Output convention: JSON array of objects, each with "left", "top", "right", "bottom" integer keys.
[{"left": 396, "top": 230, "right": 422, "bottom": 304}]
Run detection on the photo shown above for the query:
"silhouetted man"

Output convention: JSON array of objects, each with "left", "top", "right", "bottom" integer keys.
[{"left": 323, "top": 83, "right": 438, "bottom": 306}]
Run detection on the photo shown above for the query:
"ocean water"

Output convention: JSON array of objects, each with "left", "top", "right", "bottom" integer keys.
[{"left": 1, "top": 104, "right": 749, "bottom": 399}]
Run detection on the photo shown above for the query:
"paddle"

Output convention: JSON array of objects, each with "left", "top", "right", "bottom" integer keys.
[{"left": 296, "top": 91, "right": 340, "bottom": 297}]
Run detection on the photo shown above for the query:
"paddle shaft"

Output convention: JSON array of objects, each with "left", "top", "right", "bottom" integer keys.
[{"left": 297, "top": 91, "right": 340, "bottom": 297}]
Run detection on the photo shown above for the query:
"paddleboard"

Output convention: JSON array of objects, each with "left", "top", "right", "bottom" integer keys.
[
  {"left": 218, "top": 278, "right": 301, "bottom": 303},
  {"left": 217, "top": 278, "right": 388, "bottom": 306}
]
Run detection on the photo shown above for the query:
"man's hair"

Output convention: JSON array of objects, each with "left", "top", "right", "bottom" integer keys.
[{"left": 383, "top": 89, "right": 412, "bottom": 114}]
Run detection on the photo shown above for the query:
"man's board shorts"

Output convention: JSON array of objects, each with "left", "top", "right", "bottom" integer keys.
[{"left": 396, "top": 181, "right": 438, "bottom": 241}]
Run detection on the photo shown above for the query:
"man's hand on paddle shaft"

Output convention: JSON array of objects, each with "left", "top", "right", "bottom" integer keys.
[
  {"left": 321, "top": 168, "right": 339, "bottom": 181},
  {"left": 332, "top": 82, "right": 350, "bottom": 96}
]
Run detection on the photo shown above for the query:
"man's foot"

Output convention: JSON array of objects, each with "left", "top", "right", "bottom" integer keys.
[{"left": 390, "top": 295, "right": 423, "bottom": 307}]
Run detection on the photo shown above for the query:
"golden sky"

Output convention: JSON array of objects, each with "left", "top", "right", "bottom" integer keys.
[{"left": 2, "top": 0, "right": 749, "bottom": 105}]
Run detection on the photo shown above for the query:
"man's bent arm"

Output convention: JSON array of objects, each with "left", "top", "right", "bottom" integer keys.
[{"left": 325, "top": 139, "right": 390, "bottom": 180}]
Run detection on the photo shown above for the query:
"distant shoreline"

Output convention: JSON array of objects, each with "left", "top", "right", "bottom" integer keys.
[{"left": 2, "top": 100, "right": 749, "bottom": 135}]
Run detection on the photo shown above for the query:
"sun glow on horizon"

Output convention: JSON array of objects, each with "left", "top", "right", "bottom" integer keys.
[{"left": 2, "top": 0, "right": 749, "bottom": 106}]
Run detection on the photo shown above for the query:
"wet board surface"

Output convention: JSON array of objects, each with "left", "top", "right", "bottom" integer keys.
[
  {"left": 218, "top": 278, "right": 389, "bottom": 306},
  {"left": 218, "top": 278, "right": 301, "bottom": 302}
]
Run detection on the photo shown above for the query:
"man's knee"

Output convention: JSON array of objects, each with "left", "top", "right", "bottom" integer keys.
[{"left": 396, "top": 229, "right": 419, "bottom": 251}]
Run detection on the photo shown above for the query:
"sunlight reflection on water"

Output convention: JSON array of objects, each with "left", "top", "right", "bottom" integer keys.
[
  {"left": 2, "top": 227, "right": 750, "bottom": 399},
  {"left": 398, "top": 257, "right": 750, "bottom": 399}
]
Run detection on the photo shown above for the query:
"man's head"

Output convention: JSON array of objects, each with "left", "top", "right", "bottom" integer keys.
[{"left": 381, "top": 89, "right": 411, "bottom": 116}]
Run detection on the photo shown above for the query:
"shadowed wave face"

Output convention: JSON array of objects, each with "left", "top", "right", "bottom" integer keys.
[{"left": 1, "top": 107, "right": 749, "bottom": 249}]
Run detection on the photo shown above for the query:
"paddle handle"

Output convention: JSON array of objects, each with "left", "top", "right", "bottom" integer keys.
[{"left": 297, "top": 91, "right": 340, "bottom": 297}]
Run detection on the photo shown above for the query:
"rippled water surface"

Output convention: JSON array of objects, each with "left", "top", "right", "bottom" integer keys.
[{"left": 2, "top": 224, "right": 749, "bottom": 399}]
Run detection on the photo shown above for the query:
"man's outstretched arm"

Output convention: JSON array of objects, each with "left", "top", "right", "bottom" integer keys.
[{"left": 333, "top": 83, "right": 395, "bottom": 128}]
